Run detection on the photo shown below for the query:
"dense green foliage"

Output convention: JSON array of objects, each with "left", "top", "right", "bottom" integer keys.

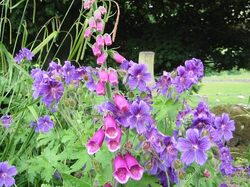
[{"left": 3, "top": 0, "right": 250, "bottom": 73}]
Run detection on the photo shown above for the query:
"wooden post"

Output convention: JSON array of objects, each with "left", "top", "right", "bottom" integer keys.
[{"left": 138, "top": 51, "right": 155, "bottom": 86}]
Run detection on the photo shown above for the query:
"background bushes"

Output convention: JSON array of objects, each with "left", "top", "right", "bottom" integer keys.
[{"left": 4, "top": 0, "right": 250, "bottom": 73}]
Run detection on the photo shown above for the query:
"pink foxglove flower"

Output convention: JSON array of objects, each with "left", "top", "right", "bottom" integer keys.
[
  {"left": 88, "top": 17, "right": 96, "bottom": 29},
  {"left": 113, "top": 94, "right": 129, "bottom": 112},
  {"left": 96, "top": 35, "right": 104, "bottom": 47},
  {"left": 104, "top": 115, "right": 118, "bottom": 139},
  {"left": 113, "top": 155, "right": 130, "bottom": 184},
  {"left": 98, "top": 6, "right": 107, "bottom": 15},
  {"left": 84, "top": 27, "right": 92, "bottom": 38},
  {"left": 92, "top": 43, "right": 102, "bottom": 57},
  {"left": 83, "top": 2, "right": 91, "bottom": 10},
  {"left": 108, "top": 69, "right": 118, "bottom": 85},
  {"left": 96, "top": 21, "right": 104, "bottom": 32},
  {"left": 97, "top": 52, "right": 108, "bottom": 65},
  {"left": 99, "top": 69, "right": 108, "bottom": 83},
  {"left": 103, "top": 34, "right": 112, "bottom": 46},
  {"left": 107, "top": 127, "right": 121, "bottom": 152},
  {"left": 124, "top": 153, "right": 144, "bottom": 180},
  {"left": 94, "top": 10, "right": 102, "bottom": 21},
  {"left": 113, "top": 52, "right": 126, "bottom": 64},
  {"left": 86, "top": 129, "right": 105, "bottom": 155},
  {"left": 96, "top": 81, "right": 106, "bottom": 96}
]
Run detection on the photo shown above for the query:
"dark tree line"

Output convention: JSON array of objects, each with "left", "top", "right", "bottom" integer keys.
[{"left": 4, "top": 0, "right": 250, "bottom": 73}]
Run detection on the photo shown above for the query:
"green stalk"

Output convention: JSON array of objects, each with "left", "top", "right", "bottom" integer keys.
[
  {"left": 41, "top": 0, "right": 76, "bottom": 66},
  {"left": 12, "top": 0, "right": 30, "bottom": 54}
]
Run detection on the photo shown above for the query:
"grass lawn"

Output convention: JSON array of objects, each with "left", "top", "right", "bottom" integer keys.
[{"left": 191, "top": 72, "right": 250, "bottom": 107}]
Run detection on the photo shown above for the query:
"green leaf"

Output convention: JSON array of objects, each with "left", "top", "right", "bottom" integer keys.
[
  {"left": 126, "top": 174, "right": 161, "bottom": 187},
  {"left": 62, "top": 173, "right": 91, "bottom": 187},
  {"left": 32, "top": 31, "right": 58, "bottom": 55}
]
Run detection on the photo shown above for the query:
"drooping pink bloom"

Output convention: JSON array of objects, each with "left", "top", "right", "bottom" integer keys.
[
  {"left": 84, "top": 27, "right": 92, "bottom": 38},
  {"left": 107, "top": 126, "right": 122, "bottom": 152},
  {"left": 98, "top": 6, "right": 107, "bottom": 15},
  {"left": 92, "top": 43, "right": 102, "bottom": 57},
  {"left": 94, "top": 10, "right": 102, "bottom": 21},
  {"left": 108, "top": 69, "right": 118, "bottom": 85},
  {"left": 88, "top": 17, "right": 96, "bottom": 29},
  {"left": 86, "top": 128, "right": 105, "bottom": 155},
  {"left": 113, "top": 52, "right": 126, "bottom": 64},
  {"left": 96, "top": 35, "right": 104, "bottom": 47},
  {"left": 96, "top": 21, "right": 104, "bottom": 32},
  {"left": 103, "top": 34, "right": 112, "bottom": 46},
  {"left": 83, "top": 2, "right": 91, "bottom": 10},
  {"left": 113, "top": 94, "right": 129, "bottom": 112},
  {"left": 97, "top": 52, "right": 108, "bottom": 65},
  {"left": 96, "top": 81, "right": 106, "bottom": 96},
  {"left": 99, "top": 69, "right": 108, "bottom": 83},
  {"left": 104, "top": 114, "right": 118, "bottom": 139},
  {"left": 124, "top": 153, "right": 144, "bottom": 180},
  {"left": 113, "top": 155, "right": 130, "bottom": 184}
]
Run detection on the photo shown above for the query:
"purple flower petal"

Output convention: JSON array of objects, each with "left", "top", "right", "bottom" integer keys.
[{"left": 181, "top": 151, "right": 195, "bottom": 165}]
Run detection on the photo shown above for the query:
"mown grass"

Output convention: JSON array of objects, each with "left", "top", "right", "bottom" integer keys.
[{"left": 196, "top": 71, "right": 250, "bottom": 106}]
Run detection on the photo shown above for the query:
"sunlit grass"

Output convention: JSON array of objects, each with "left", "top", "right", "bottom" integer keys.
[{"left": 196, "top": 73, "right": 250, "bottom": 106}]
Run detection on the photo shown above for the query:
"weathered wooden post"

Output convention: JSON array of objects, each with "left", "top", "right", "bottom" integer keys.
[{"left": 138, "top": 51, "right": 155, "bottom": 86}]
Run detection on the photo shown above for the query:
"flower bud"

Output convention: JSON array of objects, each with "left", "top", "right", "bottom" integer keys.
[
  {"left": 88, "top": 17, "right": 96, "bottom": 29},
  {"left": 96, "top": 21, "right": 104, "bottom": 32},
  {"left": 84, "top": 2, "right": 91, "bottom": 10},
  {"left": 84, "top": 27, "right": 92, "bottom": 38},
  {"left": 99, "top": 69, "right": 108, "bottom": 83},
  {"left": 96, "top": 81, "right": 106, "bottom": 96},
  {"left": 97, "top": 52, "right": 108, "bottom": 65},
  {"left": 113, "top": 52, "right": 126, "bottom": 64},
  {"left": 96, "top": 35, "right": 104, "bottom": 47},
  {"left": 113, "top": 94, "right": 129, "bottom": 112},
  {"left": 98, "top": 6, "right": 107, "bottom": 15},
  {"left": 108, "top": 69, "right": 118, "bottom": 86},
  {"left": 94, "top": 10, "right": 102, "bottom": 21},
  {"left": 92, "top": 43, "right": 102, "bottom": 57},
  {"left": 204, "top": 169, "right": 210, "bottom": 178},
  {"left": 103, "top": 34, "right": 112, "bottom": 46}
]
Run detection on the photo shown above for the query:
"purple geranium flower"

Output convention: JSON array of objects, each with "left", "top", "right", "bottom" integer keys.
[
  {"left": 62, "top": 61, "right": 76, "bottom": 84},
  {"left": 176, "top": 102, "right": 192, "bottom": 127},
  {"left": 0, "top": 161, "right": 17, "bottom": 187},
  {"left": 14, "top": 48, "right": 34, "bottom": 64},
  {"left": 1, "top": 115, "right": 12, "bottom": 128},
  {"left": 192, "top": 117, "right": 212, "bottom": 131},
  {"left": 193, "top": 102, "right": 211, "bottom": 119},
  {"left": 48, "top": 61, "right": 63, "bottom": 78},
  {"left": 212, "top": 113, "right": 235, "bottom": 141},
  {"left": 120, "top": 60, "right": 136, "bottom": 71},
  {"left": 127, "top": 63, "right": 151, "bottom": 91},
  {"left": 128, "top": 99, "right": 151, "bottom": 134},
  {"left": 155, "top": 71, "right": 172, "bottom": 96},
  {"left": 177, "top": 128, "right": 211, "bottom": 165},
  {"left": 144, "top": 126, "right": 165, "bottom": 153},
  {"left": 218, "top": 146, "right": 235, "bottom": 175},
  {"left": 85, "top": 67, "right": 97, "bottom": 92},
  {"left": 173, "top": 66, "right": 192, "bottom": 93},
  {"left": 35, "top": 115, "right": 54, "bottom": 133},
  {"left": 184, "top": 58, "right": 204, "bottom": 81},
  {"left": 160, "top": 136, "right": 178, "bottom": 167},
  {"left": 39, "top": 78, "right": 64, "bottom": 107}
]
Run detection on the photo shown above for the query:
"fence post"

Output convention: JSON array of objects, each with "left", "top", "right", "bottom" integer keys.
[{"left": 138, "top": 51, "right": 155, "bottom": 86}]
